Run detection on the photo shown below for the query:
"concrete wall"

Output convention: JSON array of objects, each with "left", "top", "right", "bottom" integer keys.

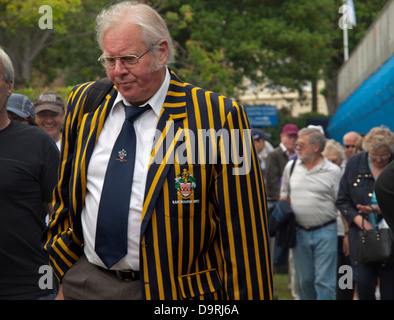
[{"left": 337, "top": 0, "right": 394, "bottom": 104}]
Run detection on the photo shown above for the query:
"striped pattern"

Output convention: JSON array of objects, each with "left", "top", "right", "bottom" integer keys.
[{"left": 44, "top": 69, "right": 272, "bottom": 300}]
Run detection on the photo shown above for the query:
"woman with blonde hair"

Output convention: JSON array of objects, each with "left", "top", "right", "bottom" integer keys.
[
  {"left": 336, "top": 126, "right": 394, "bottom": 300},
  {"left": 323, "top": 139, "right": 345, "bottom": 168}
]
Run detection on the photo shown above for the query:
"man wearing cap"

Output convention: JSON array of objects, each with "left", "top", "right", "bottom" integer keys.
[
  {"left": 251, "top": 128, "right": 272, "bottom": 169},
  {"left": 7, "top": 93, "right": 37, "bottom": 126},
  {"left": 34, "top": 90, "right": 65, "bottom": 149},
  {"left": 265, "top": 123, "right": 299, "bottom": 201},
  {"left": 0, "top": 47, "right": 59, "bottom": 299},
  {"left": 251, "top": 128, "right": 273, "bottom": 172}
]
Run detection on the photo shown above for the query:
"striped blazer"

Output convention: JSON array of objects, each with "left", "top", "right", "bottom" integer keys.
[{"left": 44, "top": 69, "right": 273, "bottom": 300}]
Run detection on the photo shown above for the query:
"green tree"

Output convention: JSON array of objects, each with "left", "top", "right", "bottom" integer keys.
[
  {"left": 171, "top": 0, "right": 386, "bottom": 113},
  {"left": 32, "top": 0, "right": 109, "bottom": 86},
  {"left": 0, "top": 0, "right": 82, "bottom": 86},
  {"left": 255, "top": 0, "right": 338, "bottom": 112}
]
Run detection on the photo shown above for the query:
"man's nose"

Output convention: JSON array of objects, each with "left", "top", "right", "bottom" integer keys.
[{"left": 113, "top": 59, "right": 128, "bottom": 75}]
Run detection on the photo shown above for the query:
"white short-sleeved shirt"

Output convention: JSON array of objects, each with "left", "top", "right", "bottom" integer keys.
[{"left": 280, "top": 157, "right": 342, "bottom": 227}]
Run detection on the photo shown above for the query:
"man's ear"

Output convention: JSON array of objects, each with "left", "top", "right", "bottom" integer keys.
[
  {"left": 312, "top": 143, "right": 320, "bottom": 153},
  {"left": 6, "top": 81, "right": 12, "bottom": 97},
  {"left": 157, "top": 39, "right": 169, "bottom": 65}
]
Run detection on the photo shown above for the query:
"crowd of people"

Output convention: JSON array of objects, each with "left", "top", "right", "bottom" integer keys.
[
  {"left": 1, "top": 1, "right": 393, "bottom": 301},
  {"left": 254, "top": 123, "right": 394, "bottom": 300}
]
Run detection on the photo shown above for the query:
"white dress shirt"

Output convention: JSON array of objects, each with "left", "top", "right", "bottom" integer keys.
[{"left": 82, "top": 69, "right": 170, "bottom": 270}]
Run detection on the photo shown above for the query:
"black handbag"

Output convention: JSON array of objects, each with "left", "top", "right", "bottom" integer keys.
[{"left": 358, "top": 218, "right": 394, "bottom": 263}]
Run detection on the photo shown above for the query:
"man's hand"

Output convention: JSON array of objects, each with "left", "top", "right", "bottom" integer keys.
[{"left": 55, "top": 285, "right": 64, "bottom": 300}]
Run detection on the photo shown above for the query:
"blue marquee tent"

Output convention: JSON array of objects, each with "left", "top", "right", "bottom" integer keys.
[{"left": 327, "top": 54, "right": 394, "bottom": 142}]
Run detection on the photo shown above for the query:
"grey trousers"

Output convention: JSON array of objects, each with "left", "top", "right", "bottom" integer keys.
[{"left": 62, "top": 254, "right": 142, "bottom": 300}]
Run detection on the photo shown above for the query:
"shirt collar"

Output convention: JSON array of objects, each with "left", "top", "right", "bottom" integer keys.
[
  {"left": 113, "top": 68, "right": 170, "bottom": 118},
  {"left": 279, "top": 143, "right": 287, "bottom": 152}
]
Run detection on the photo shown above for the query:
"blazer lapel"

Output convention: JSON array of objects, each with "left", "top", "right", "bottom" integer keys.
[
  {"left": 75, "top": 87, "right": 118, "bottom": 209},
  {"left": 140, "top": 71, "right": 187, "bottom": 235}
]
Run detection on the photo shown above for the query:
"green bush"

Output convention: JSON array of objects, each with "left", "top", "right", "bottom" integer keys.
[{"left": 13, "top": 86, "right": 74, "bottom": 105}]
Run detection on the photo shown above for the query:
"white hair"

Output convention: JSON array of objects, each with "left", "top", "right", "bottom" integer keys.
[
  {"left": 95, "top": 1, "right": 175, "bottom": 69},
  {"left": 298, "top": 127, "right": 326, "bottom": 152},
  {"left": 0, "top": 47, "right": 14, "bottom": 86}
]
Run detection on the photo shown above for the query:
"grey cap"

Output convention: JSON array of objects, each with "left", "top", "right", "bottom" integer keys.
[{"left": 7, "top": 93, "right": 35, "bottom": 120}]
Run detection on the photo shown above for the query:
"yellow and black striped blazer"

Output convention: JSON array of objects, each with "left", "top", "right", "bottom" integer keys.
[{"left": 44, "top": 69, "right": 273, "bottom": 300}]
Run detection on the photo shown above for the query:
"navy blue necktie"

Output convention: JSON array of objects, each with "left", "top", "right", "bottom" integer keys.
[{"left": 95, "top": 103, "right": 150, "bottom": 269}]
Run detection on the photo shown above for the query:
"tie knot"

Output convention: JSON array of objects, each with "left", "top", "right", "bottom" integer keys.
[{"left": 124, "top": 104, "right": 150, "bottom": 122}]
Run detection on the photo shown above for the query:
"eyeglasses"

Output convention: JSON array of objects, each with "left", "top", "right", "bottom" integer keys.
[
  {"left": 295, "top": 142, "right": 311, "bottom": 149},
  {"left": 344, "top": 145, "right": 355, "bottom": 149},
  {"left": 369, "top": 153, "right": 391, "bottom": 161},
  {"left": 98, "top": 48, "right": 151, "bottom": 69}
]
